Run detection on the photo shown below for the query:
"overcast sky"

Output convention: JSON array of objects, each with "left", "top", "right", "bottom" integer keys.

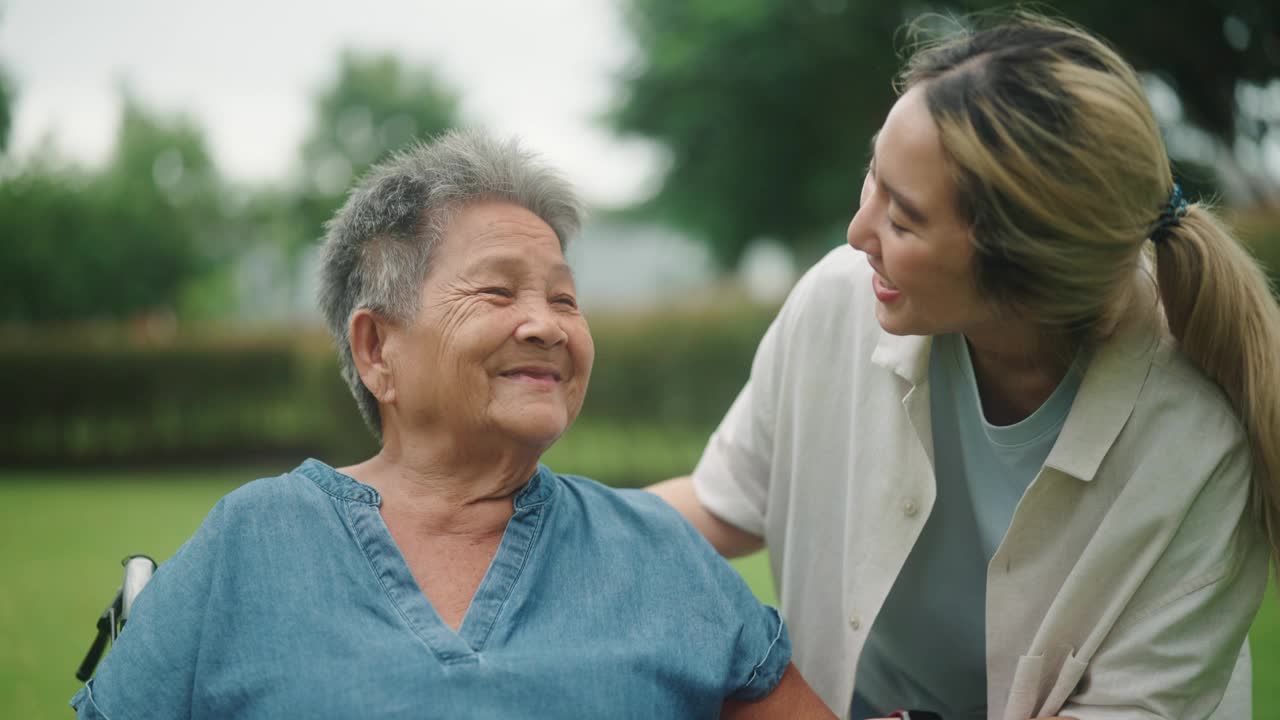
[{"left": 0, "top": 0, "right": 666, "bottom": 207}]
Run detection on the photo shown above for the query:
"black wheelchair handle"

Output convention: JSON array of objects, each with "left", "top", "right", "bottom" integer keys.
[
  {"left": 75, "top": 554, "right": 157, "bottom": 682},
  {"left": 76, "top": 588, "right": 122, "bottom": 682}
]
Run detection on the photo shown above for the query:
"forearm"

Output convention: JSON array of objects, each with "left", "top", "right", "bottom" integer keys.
[{"left": 647, "top": 475, "right": 765, "bottom": 558}]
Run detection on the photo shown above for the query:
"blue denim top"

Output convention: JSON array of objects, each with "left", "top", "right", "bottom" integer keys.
[{"left": 72, "top": 459, "right": 789, "bottom": 719}]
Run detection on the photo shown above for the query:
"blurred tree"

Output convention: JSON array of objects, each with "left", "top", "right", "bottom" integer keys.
[
  {"left": 0, "top": 68, "right": 12, "bottom": 155},
  {"left": 612, "top": 0, "right": 1280, "bottom": 269},
  {"left": 0, "top": 94, "right": 230, "bottom": 323},
  {"left": 612, "top": 0, "right": 903, "bottom": 269},
  {"left": 0, "top": 164, "right": 101, "bottom": 321},
  {"left": 94, "top": 93, "right": 232, "bottom": 315},
  {"left": 958, "top": 0, "right": 1280, "bottom": 207},
  {"left": 291, "top": 50, "right": 460, "bottom": 253}
]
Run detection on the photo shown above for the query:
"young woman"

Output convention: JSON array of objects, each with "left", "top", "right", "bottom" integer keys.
[{"left": 652, "top": 14, "right": 1279, "bottom": 720}]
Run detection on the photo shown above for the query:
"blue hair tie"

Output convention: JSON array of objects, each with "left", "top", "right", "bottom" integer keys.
[{"left": 1151, "top": 183, "right": 1188, "bottom": 244}]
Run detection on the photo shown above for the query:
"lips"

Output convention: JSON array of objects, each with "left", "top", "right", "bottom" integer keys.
[
  {"left": 500, "top": 366, "right": 562, "bottom": 383},
  {"left": 868, "top": 260, "right": 902, "bottom": 303}
]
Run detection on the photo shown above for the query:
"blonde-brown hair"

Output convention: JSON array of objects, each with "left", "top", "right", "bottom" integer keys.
[{"left": 901, "top": 13, "right": 1280, "bottom": 569}]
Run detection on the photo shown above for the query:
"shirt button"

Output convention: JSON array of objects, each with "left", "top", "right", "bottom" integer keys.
[
  {"left": 848, "top": 615, "right": 862, "bottom": 631},
  {"left": 902, "top": 498, "right": 918, "bottom": 517}
]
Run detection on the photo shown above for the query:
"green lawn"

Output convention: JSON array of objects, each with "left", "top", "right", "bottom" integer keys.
[{"left": 2, "top": 469, "right": 1276, "bottom": 719}]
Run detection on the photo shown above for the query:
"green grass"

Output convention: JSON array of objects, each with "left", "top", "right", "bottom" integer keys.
[
  {"left": 2, "top": 469, "right": 1276, "bottom": 719},
  {"left": 1255, "top": 578, "right": 1280, "bottom": 716},
  {"left": 0, "top": 469, "right": 262, "bottom": 718}
]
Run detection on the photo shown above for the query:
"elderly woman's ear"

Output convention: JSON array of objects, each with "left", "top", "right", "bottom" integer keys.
[{"left": 348, "top": 308, "right": 397, "bottom": 404}]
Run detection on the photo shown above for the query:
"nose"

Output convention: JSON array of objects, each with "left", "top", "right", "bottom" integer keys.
[
  {"left": 847, "top": 201, "right": 879, "bottom": 256},
  {"left": 847, "top": 172, "right": 880, "bottom": 256},
  {"left": 515, "top": 301, "right": 568, "bottom": 348}
]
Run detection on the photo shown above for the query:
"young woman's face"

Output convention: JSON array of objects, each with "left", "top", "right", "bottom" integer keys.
[{"left": 846, "top": 85, "right": 994, "bottom": 338}]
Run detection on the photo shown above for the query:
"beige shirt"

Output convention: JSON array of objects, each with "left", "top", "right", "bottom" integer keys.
[{"left": 693, "top": 246, "right": 1269, "bottom": 719}]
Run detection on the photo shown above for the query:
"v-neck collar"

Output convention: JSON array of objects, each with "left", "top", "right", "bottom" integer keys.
[{"left": 303, "top": 460, "right": 557, "bottom": 665}]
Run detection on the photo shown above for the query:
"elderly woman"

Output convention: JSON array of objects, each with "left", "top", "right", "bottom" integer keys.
[{"left": 70, "top": 130, "right": 832, "bottom": 719}]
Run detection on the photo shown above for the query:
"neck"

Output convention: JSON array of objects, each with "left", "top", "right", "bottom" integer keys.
[
  {"left": 340, "top": 427, "right": 543, "bottom": 538},
  {"left": 962, "top": 318, "right": 1075, "bottom": 426}
]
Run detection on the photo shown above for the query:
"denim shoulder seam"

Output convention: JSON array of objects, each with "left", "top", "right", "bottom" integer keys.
[
  {"left": 72, "top": 681, "right": 112, "bottom": 720},
  {"left": 742, "top": 606, "right": 787, "bottom": 692}
]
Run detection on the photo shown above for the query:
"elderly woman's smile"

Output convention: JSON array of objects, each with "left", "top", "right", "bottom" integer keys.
[
  {"left": 498, "top": 366, "right": 562, "bottom": 385},
  {"left": 376, "top": 199, "right": 594, "bottom": 453}
]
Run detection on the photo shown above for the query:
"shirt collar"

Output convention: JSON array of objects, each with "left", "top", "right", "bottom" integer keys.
[
  {"left": 294, "top": 458, "right": 558, "bottom": 507},
  {"left": 514, "top": 464, "right": 557, "bottom": 510},
  {"left": 1044, "top": 318, "right": 1159, "bottom": 482},
  {"left": 871, "top": 330, "right": 933, "bottom": 386},
  {"left": 870, "top": 316, "right": 1160, "bottom": 484},
  {"left": 296, "top": 458, "right": 381, "bottom": 504}
]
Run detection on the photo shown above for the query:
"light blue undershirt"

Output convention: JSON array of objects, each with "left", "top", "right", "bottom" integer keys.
[{"left": 853, "top": 333, "right": 1085, "bottom": 719}]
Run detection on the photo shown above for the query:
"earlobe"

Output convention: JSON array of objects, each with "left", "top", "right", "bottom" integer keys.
[{"left": 349, "top": 309, "right": 396, "bottom": 404}]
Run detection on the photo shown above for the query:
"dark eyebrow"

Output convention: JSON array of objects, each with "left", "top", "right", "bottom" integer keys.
[{"left": 867, "top": 132, "right": 930, "bottom": 228}]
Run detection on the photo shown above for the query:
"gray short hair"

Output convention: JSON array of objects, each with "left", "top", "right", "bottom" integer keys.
[{"left": 316, "top": 128, "right": 585, "bottom": 439}]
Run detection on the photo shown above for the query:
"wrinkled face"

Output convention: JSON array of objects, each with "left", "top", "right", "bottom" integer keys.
[
  {"left": 846, "top": 85, "right": 993, "bottom": 337},
  {"left": 383, "top": 201, "right": 593, "bottom": 451}
]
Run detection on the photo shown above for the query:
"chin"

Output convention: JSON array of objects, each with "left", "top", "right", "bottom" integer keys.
[
  {"left": 874, "top": 306, "right": 922, "bottom": 336},
  {"left": 501, "top": 413, "right": 571, "bottom": 449}
]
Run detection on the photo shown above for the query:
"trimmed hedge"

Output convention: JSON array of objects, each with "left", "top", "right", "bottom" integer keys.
[
  {"left": 1, "top": 338, "right": 368, "bottom": 467},
  {"left": 2, "top": 303, "right": 778, "bottom": 472},
  {"left": 13, "top": 211, "right": 1276, "bottom": 474},
  {"left": 582, "top": 303, "right": 774, "bottom": 426}
]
